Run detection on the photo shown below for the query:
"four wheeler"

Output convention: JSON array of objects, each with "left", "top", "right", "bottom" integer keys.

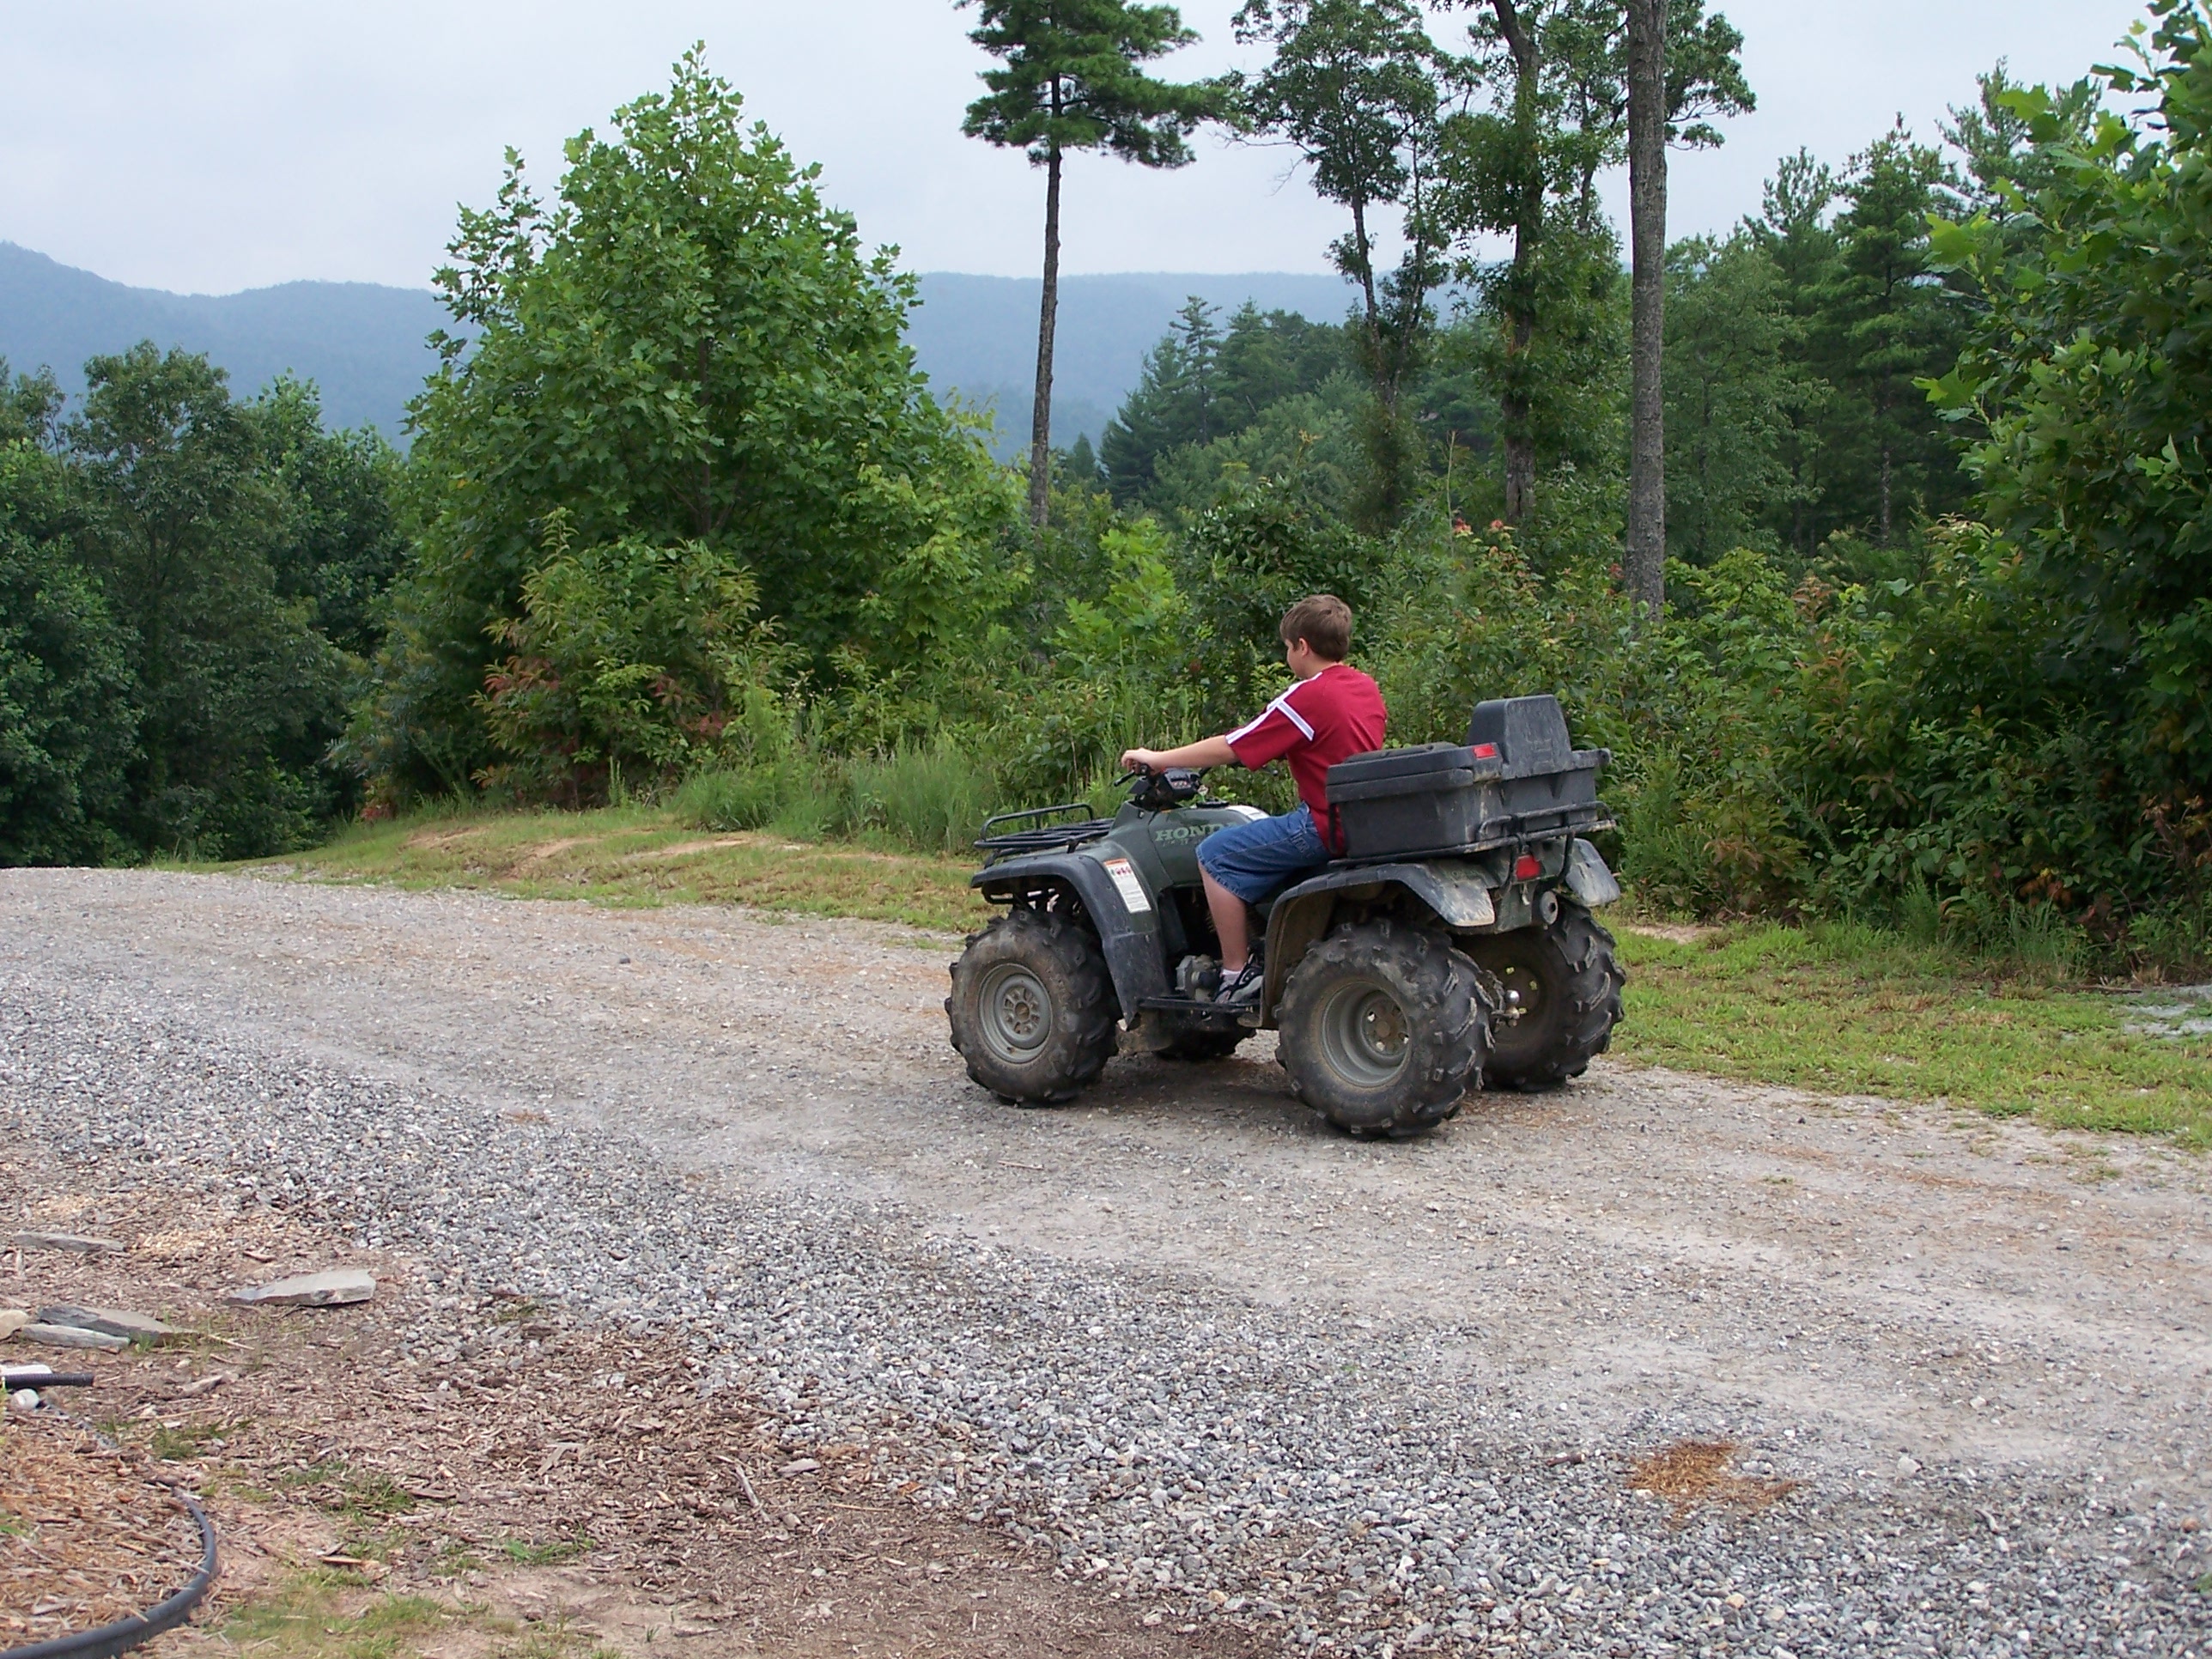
[{"left": 945, "top": 695, "right": 1626, "bottom": 1136}]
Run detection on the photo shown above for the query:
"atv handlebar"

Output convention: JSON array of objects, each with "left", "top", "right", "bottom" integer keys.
[{"left": 1121, "top": 766, "right": 1211, "bottom": 811}]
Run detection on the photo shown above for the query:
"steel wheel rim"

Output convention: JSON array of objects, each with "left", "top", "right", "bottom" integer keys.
[
  {"left": 977, "top": 962, "right": 1052, "bottom": 1065},
  {"left": 1316, "top": 977, "right": 1411, "bottom": 1090}
]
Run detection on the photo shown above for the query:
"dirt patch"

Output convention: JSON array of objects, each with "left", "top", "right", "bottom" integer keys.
[
  {"left": 0, "top": 1409, "right": 204, "bottom": 1644},
  {"left": 619, "top": 837, "right": 753, "bottom": 862},
  {"left": 1626, "top": 1440, "right": 1797, "bottom": 1519},
  {"left": 514, "top": 836, "right": 599, "bottom": 868},
  {"left": 1619, "top": 920, "right": 1714, "bottom": 945},
  {"left": 0, "top": 1160, "right": 1261, "bottom": 1659}
]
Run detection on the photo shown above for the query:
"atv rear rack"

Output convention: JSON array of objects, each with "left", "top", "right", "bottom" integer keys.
[{"left": 975, "top": 803, "right": 1115, "bottom": 866}]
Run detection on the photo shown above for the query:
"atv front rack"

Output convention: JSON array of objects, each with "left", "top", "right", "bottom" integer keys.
[{"left": 975, "top": 803, "right": 1115, "bottom": 866}]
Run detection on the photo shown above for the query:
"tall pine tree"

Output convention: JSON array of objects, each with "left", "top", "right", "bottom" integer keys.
[{"left": 961, "top": 1, "right": 1219, "bottom": 529}]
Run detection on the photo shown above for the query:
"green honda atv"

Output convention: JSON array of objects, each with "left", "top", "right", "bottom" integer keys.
[{"left": 944, "top": 695, "right": 1627, "bottom": 1137}]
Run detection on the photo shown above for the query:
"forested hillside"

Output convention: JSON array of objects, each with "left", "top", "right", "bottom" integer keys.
[
  {"left": 0, "top": 244, "right": 453, "bottom": 439},
  {"left": 0, "top": 243, "right": 1348, "bottom": 453},
  {"left": 4, "top": 5, "right": 2209, "bottom": 975}
]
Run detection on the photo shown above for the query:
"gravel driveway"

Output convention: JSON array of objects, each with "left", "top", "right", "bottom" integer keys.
[{"left": 5, "top": 869, "right": 2208, "bottom": 1656}]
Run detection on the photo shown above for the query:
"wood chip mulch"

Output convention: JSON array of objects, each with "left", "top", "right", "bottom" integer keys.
[
  {"left": 2, "top": 1158, "right": 1263, "bottom": 1659},
  {"left": 0, "top": 1408, "right": 203, "bottom": 1645}
]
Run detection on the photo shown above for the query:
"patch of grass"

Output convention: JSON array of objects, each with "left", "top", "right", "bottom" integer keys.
[
  {"left": 241, "top": 804, "right": 982, "bottom": 931},
  {"left": 222, "top": 1577, "right": 476, "bottom": 1659},
  {"left": 1613, "top": 921, "right": 2212, "bottom": 1146},
  {"left": 275, "top": 1459, "right": 349, "bottom": 1490},
  {"left": 148, "top": 1420, "right": 227, "bottom": 1462},
  {"left": 500, "top": 1534, "right": 592, "bottom": 1566}
]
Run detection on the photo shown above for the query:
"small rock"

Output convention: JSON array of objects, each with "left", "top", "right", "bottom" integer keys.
[
  {"left": 226, "top": 1268, "right": 376, "bottom": 1308},
  {"left": 780, "top": 1456, "right": 821, "bottom": 1475},
  {"left": 9, "top": 1231, "right": 125, "bottom": 1255},
  {"left": 38, "top": 1305, "right": 176, "bottom": 1343},
  {"left": 20, "top": 1322, "right": 126, "bottom": 1352},
  {"left": 1897, "top": 1454, "right": 1922, "bottom": 1476},
  {"left": 0, "top": 1310, "right": 27, "bottom": 1340}
]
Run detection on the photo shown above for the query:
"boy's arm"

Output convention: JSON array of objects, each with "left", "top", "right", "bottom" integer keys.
[{"left": 1119, "top": 735, "right": 1237, "bottom": 773}]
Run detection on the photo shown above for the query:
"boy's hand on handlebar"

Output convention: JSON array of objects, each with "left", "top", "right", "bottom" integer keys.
[{"left": 1120, "top": 748, "right": 1162, "bottom": 773}]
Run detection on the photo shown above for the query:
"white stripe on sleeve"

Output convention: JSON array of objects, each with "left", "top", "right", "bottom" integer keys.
[
  {"left": 1270, "top": 688, "right": 1316, "bottom": 739},
  {"left": 1227, "top": 685, "right": 1316, "bottom": 745}
]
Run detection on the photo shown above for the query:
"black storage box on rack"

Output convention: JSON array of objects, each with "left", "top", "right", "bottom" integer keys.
[{"left": 1322, "top": 695, "right": 1610, "bottom": 860}]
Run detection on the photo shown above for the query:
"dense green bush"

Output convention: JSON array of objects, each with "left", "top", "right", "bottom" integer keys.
[
  {"left": 357, "top": 50, "right": 1016, "bottom": 807},
  {"left": 0, "top": 438, "right": 136, "bottom": 865},
  {"left": 1, "top": 349, "right": 398, "bottom": 866}
]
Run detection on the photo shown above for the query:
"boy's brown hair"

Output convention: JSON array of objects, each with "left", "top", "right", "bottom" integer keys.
[{"left": 1279, "top": 593, "right": 1352, "bottom": 661}]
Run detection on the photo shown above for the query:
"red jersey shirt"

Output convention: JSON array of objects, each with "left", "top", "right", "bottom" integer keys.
[{"left": 1225, "top": 662, "right": 1388, "bottom": 842}]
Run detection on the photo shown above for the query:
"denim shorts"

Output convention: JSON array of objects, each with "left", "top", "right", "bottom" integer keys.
[{"left": 1197, "top": 805, "right": 1329, "bottom": 905}]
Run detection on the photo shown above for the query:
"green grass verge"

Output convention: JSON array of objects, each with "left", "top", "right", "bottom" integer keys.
[
  {"left": 242, "top": 804, "right": 985, "bottom": 931},
  {"left": 231, "top": 807, "right": 2209, "bottom": 1146},
  {"left": 1616, "top": 922, "right": 2210, "bottom": 1147}
]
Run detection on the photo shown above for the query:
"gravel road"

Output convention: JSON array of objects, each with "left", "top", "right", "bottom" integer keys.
[{"left": 5, "top": 868, "right": 2209, "bottom": 1656}]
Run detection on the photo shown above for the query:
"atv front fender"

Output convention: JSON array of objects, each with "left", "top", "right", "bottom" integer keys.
[
  {"left": 1260, "top": 860, "right": 1497, "bottom": 1018},
  {"left": 973, "top": 852, "right": 1170, "bottom": 1021}
]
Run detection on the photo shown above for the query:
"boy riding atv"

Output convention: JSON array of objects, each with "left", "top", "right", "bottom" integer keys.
[
  {"left": 949, "top": 601, "right": 1626, "bottom": 1135},
  {"left": 1120, "top": 594, "right": 1382, "bottom": 1006}
]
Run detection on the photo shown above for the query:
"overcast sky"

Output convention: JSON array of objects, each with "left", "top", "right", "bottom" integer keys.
[{"left": 0, "top": 1, "right": 2153, "bottom": 297}]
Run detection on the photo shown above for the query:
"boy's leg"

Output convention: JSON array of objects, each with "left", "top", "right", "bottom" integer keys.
[
  {"left": 1194, "top": 807, "right": 1330, "bottom": 985},
  {"left": 1200, "top": 867, "right": 1252, "bottom": 972}
]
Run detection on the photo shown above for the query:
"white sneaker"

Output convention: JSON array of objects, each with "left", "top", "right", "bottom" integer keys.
[{"left": 1214, "top": 962, "right": 1264, "bottom": 1006}]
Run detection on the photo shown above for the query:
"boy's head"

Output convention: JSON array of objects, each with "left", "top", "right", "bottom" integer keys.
[{"left": 1279, "top": 594, "right": 1352, "bottom": 664}]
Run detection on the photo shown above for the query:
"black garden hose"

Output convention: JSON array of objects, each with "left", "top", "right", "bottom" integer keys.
[{"left": 0, "top": 1484, "right": 219, "bottom": 1659}]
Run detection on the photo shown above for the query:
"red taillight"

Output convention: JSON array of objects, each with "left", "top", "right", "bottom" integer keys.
[
  {"left": 1513, "top": 853, "right": 1541, "bottom": 880},
  {"left": 1470, "top": 743, "right": 1498, "bottom": 760}
]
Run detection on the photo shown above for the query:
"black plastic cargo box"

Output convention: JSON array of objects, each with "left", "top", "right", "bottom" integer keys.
[{"left": 1324, "top": 696, "right": 1609, "bottom": 860}]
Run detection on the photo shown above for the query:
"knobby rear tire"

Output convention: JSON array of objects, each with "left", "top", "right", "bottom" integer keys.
[
  {"left": 945, "top": 907, "right": 1118, "bottom": 1104},
  {"left": 1275, "top": 917, "right": 1491, "bottom": 1137},
  {"left": 1470, "top": 902, "right": 1626, "bottom": 1091}
]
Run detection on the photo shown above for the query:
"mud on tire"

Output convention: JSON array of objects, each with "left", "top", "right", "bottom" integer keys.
[
  {"left": 945, "top": 907, "right": 1118, "bottom": 1103},
  {"left": 1469, "top": 902, "right": 1625, "bottom": 1091},
  {"left": 1275, "top": 918, "right": 1491, "bottom": 1136}
]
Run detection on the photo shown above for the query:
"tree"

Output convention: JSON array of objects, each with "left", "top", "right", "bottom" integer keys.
[
  {"left": 961, "top": 0, "right": 1218, "bottom": 529},
  {"left": 252, "top": 379, "right": 410, "bottom": 663},
  {"left": 1927, "top": 0, "right": 2212, "bottom": 815},
  {"left": 364, "top": 51, "right": 1013, "bottom": 802},
  {"left": 1100, "top": 301, "right": 1347, "bottom": 505},
  {"left": 1231, "top": 0, "right": 1447, "bottom": 526},
  {"left": 1662, "top": 232, "right": 1812, "bottom": 562},
  {"left": 1624, "top": 0, "right": 1665, "bottom": 618},
  {"left": 68, "top": 345, "right": 347, "bottom": 856},
  {"left": 1942, "top": 61, "right": 2100, "bottom": 226},
  {"left": 0, "top": 419, "right": 137, "bottom": 866},
  {"left": 1805, "top": 125, "right": 1970, "bottom": 546},
  {"left": 1438, "top": 0, "right": 1751, "bottom": 526}
]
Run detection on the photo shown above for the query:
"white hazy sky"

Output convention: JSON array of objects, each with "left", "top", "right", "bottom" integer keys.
[{"left": 0, "top": 1, "right": 2153, "bottom": 297}]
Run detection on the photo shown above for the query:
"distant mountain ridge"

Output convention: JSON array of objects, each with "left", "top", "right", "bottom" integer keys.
[
  {"left": 0, "top": 243, "right": 453, "bottom": 437},
  {"left": 0, "top": 242, "right": 1352, "bottom": 449}
]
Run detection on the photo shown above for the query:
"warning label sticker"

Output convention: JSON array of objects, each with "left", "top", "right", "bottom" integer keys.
[{"left": 1101, "top": 856, "right": 1152, "bottom": 914}]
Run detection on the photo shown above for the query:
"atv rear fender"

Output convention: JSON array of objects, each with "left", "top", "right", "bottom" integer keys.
[
  {"left": 1257, "top": 838, "right": 1619, "bottom": 1020},
  {"left": 972, "top": 851, "right": 1170, "bottom": 1021}
]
